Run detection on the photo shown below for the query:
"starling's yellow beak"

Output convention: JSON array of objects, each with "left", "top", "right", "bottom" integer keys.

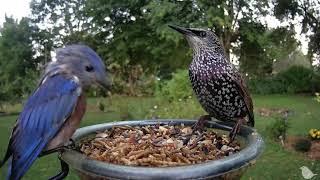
[{"left": 168, "top": 25, "right": 193, "bottom": 36}]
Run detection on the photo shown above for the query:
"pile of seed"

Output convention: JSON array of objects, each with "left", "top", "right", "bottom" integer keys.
[{"left": 79, "top": 124, "right": 241, "bottom": 167}]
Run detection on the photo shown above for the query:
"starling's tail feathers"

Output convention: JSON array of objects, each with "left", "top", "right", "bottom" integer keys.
[{"left": 248, "top": 112, "right": 255, "bottom": 127}]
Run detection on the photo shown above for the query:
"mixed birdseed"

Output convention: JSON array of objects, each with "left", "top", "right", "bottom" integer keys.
[{"left": 79, "top": 124, "right": 241, "bottom": 167}]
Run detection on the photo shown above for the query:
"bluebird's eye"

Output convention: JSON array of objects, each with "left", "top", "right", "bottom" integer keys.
[
  {"left": 199, "top": 31, "right": 206, "bottom": 37},
  {"left": 85, "top": 65, "right": 94, "bottom": 72}
]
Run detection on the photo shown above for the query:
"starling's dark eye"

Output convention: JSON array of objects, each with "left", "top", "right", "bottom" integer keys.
[
  {"left": 199, "top": 31, "right": 207, "bottom": 37},
  {"left": 85, "top": 65, "right": 94, "bottom": 72}
]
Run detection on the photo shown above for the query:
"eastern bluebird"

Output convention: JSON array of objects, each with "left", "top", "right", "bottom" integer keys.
[{"left": 0, "top": 44, "right": 110, "bottom": 180}]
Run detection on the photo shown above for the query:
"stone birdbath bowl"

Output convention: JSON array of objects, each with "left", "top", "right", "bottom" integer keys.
[{"left": 60, "top": 119, "right": 264, "bottom": 180}]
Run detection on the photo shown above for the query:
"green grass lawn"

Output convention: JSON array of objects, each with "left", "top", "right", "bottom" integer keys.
[{"left": 0, "top": 94, "right": 319, "bottom": 179}]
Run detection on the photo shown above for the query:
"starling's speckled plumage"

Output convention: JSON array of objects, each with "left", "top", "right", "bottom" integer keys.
[{"left": 169, "top": 25, "right": 254, "bottom": 136}]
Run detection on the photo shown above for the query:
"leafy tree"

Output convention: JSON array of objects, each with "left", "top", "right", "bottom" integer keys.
[
  {"left": 85, "top": 0, "right": 270, "bottom": 75},
  {"left": 273, "top": 0, "right": 320, "bottom": 63},
  {"left": 237, "top": 21, "right": 298, "bottom": 77},
  {"left": 195, "top": 0, "right": 269, "bottom": 60},
  {"left": 30, "top": 0, "right": 98, "bottom": 62},
  {"left": 29, "top": 0, "right": 298, "bottom": 89},
  {"left": 0, "top": 16, "right": 38, "bottom": 107}
]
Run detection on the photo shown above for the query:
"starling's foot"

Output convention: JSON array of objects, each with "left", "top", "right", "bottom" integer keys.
[
  {"left": 229, "top": 118, "right": 244, "bottom": 142},
  {"left": 192, "top": 115, "right": 211, "bottom": 133},
  {"left": 182, "top": 115, "right": 211, "bottom": 145},
  {"left": 182, "top": 134, "right": 192, "bottom": 145},
  {"left": 48, "top": 159, "right": 69, "bottom": 180},
  {"left": 39, "top": 139, "right": 76, "bottom": 157}
]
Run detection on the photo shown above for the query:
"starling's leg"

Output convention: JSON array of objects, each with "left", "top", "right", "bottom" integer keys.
[
  {"left": 48, "top": 159, "right": 69, "bottom": 180},
  {"left": 183, "top": 115, "right": 211, "bottom": 145},
  {"left": 229, "top": 118, "right": 244, "bottom": 142},
  {"left": 39, "top": 139, "right": 76, "bottom": 157},
  {"left": 192, "top": 115, "right": 211, "bottom": 132}
]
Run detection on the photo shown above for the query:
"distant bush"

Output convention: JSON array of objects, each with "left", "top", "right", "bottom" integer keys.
[
  {"left": 266, "top": 117, "right": 290, "bottom": 140},
  {"left": 155, "top": 69, "right": 194, "bottom": 101},
  {"left": 248, "top": 66, "right": 320, "bottom": 94},
  {"left": 109, "top": 63, "right": 157, "bottom": 96},
  {"left": 97, "top": 101, "right": 105, "bottom": 112},
  {"left": 294, "top": 138, "right": 312, "bottom": 152}
]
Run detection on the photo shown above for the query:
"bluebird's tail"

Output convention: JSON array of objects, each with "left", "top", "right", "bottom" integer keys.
[
  {"left": 6, "top": 160, "right": 12, "bottom": 180},
  {"left": 1, "top": 143, "right": 13, "bottom": 168}
]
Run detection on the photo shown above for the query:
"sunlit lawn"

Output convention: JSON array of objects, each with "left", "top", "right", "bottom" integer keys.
[{"left": 0, "top": 94, "right": 319, "bottom": 179}]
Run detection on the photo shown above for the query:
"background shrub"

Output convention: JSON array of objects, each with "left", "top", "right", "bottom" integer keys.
[
  {"left": 155, "top": 69, "right": 194, "bottom": 101},
  {"left": 248, "top": 66, "right": 320, "bottom": 94},
  {"left": 266, "top": 117, "right": 290, "bottom": 140}
]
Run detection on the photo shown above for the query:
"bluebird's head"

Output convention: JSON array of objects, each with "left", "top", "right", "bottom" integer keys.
[
  {"left": 168, "top": 25, "right": 224, "bottom": 55},
  {"left": 46, "top": 44, "right": 111, "bottom": 90}
]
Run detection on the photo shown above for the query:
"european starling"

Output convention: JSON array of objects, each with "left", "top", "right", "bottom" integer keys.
[{"left": 169, "top": 25, "right": 254, "bottom": 140}]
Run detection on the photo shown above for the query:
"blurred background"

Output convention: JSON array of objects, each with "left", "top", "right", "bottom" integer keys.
[{"left": 0, "top": 0, "right": 320, "bottom": 179}]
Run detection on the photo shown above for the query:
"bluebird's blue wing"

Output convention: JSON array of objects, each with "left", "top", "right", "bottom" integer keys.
[{"left": 1, "top": 74, "right": 81, "bottom": 180}]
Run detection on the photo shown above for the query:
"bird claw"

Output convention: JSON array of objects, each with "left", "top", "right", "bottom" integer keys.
[
  {"left": 192, "top": 115, "right": 211, "bottom": 133},
  {"left": 48, "top": 159, "right": 69, "bottom": 180},
  {"left": 181, "top": 115, "right": 211, "bottom": 145},
  {"left": 229, "top": 118, "right": 244, "bottom": 142},
  {"left": 65, "top": 139, "right": 76, "bottom": 150},
  {"left": 39, "top": 139, "right": 77, "bottom": 157}
]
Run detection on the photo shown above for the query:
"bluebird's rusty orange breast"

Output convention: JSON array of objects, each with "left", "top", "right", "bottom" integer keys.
[{"left": 45, "top": 94, "right": 86, "bottom": 151}]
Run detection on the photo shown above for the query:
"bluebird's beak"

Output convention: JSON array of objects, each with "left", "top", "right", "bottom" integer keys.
[
  {"left": 168, "top": 25, "right": 193, "bottom": 36},
  {"left": 100, "top": 79, "right": 112, "bottom": 91},
  {"left": 96, "top": 71, "right": 112, "bottom": 91}
]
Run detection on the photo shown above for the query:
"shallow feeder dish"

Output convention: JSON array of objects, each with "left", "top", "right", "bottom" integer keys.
[{"left": 61, "top": 119, "right": 264, "bottom": 180}]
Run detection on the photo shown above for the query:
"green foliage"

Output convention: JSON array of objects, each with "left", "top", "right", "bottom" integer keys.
[
  {"left": 266, "top": 117, "right": 290, "bottom": 140},
  {"left": 272, "top": 50, "right": 311, "bottom": 74},
  {"left": 238, "top": 22, "right": 298, "bottom": 77},
  {"left": 0, "top": 17, "right": 39, "bottom": 106},
  {"left": 97, "top": 100, "right": 105, "bottom": 112},
  {"left": 32, "top": 0, "right": 272, "bottom": 79},
  {"left": 315, "top": 93, "right": 320, "bottom": 103},
  {"left": 248, "top": 77, "right": 286, "bottom": 94},
  {"left": 276, "top": 65, "right": 320, "bottom": 93},
  {"left": 109, "top": 63, "right": 157, "bottom": 96},
  {"left": 155, "top": 69, "right": 193, "bottom": 101},
  {"left": 294, "top": 138, "right": 312, "bottom": 152},
  {"left": 273, "top": 0, "right": 320, "bottom": 62},
  {"left": 248, "top": 66, "right": 320, "bottom": 94}
]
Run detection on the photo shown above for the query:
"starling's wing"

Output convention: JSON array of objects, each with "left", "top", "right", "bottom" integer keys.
[
  {"left": 227, "top": 73, "right": 254, "bottom": 126},
  {"left": 1, "top": 74, "right": 81, "bottom": 180}
]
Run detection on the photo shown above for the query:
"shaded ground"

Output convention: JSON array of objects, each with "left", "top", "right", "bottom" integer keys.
[
  {"left": 284, "top": 136, "right": 320, "bottom": 160},
  {"left": 0, "top": 94, "right": 319, "bottom": 180}
]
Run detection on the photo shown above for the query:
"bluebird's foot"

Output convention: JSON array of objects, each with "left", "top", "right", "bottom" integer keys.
[
  {"left": 66, "top": 138, "right": 76, "bottom": 149},
  {"left": 39, "top": 139, "right": 76, "bottom": 157},
  {"left": 48, "top": 159, "right": 69, "bottom": 180},
  {"left": 229, "top": 118, "right": 244, "bottom": 142}
]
